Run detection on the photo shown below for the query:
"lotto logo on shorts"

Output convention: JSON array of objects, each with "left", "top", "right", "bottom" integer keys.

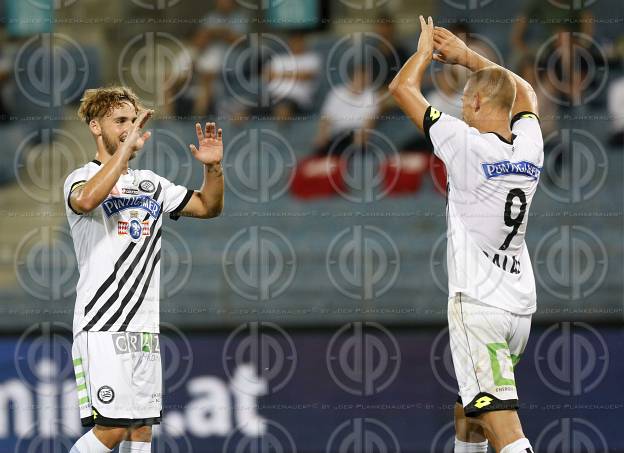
[{"left": 474, "top": 396, "right": 493, "bottom": 409}]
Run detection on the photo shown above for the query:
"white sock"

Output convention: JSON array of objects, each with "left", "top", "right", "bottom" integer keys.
[
  {"left": 455, "top": 437, "right": 488, "bottom": 452},
  {"left": 500, "top": 437, "right": 533, "bottom": 453},
  {"left": 119, "top": 440, "right": 152, "bottom": 452},
  {"left": 69, "top": 429, "right": 113, "bottom": 453}
]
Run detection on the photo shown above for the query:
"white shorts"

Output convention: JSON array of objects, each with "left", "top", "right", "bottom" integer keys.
[
  {"left": 448, "top": 293, "right": 531, "bottom": 416},
  {"left": 72, "top": 331, "right": 162, "bottom": 427}
]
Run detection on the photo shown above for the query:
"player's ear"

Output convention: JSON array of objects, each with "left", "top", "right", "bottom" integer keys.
[
  {"left": 89, "top": 119, "right": 101, "bottom": 136},
  {"left": 474, "top": 92, "right": 481, "bottom": 113}
]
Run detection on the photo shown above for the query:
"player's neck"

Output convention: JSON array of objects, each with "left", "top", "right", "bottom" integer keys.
[
  {"left": 95, "top": 150, "right": 129, "bottom": 174},
  {"left": 470, "top": 117, "right": 512, "bottom": 141}
]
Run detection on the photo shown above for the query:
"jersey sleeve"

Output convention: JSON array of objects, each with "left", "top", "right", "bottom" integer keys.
[
  {"left": 63, "top": 168, "right": 90, "bottom": 216},
  {"left": 510, "top": 111, "right": 543, "bottom": 147},
  {"left": 153, "top": 173, "right": 194, "bottom": 221},
  {"left": 423, "top": 105, "right": 470, "bottom": 166}
]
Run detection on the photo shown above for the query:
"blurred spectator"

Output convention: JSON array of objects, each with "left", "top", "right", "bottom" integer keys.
[
  {"left": 511, "top": 0, "right": 594, "bottom": 57},
  {"left": 372, "top": 16, "right": 410, "bottom": 88},
  {"left": 373, "top": 15, "right": 410, "bottom": 114},
  {"left": 517, "top": 56, "right": 558, "bottom": 139},
  {"left": 449, "top": 23, "right": 499, "bottom": 64},
  {"left": 427, "top": 67, "right": 462, "bottom": 119},
  {"left": 193, "top": 0, "right": 250, "bottom": 115},
  {"left": 314, "top": 65, "right": 379, "bottom": 156},
  {"left": 533, "top": 32, "right": 603, "bottom": 108},
  {"left": 0, "top": 45, "right": 12, "bottom": 122},
  {"left": 265, "top": 32, "right": 321, "bottom": 121},
  {"left": 400, "top": 67, "right": 462, "bottom": 152},
  {"left": 607, "top": 75, "right": 624, "bottom": 146}
]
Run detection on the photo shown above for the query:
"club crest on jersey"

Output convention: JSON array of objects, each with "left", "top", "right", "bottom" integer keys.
[
  {"left": 139, "top": 180, "right": 156, "bottom": 193},
  {"left": 481, "top": 160, "right": 541, "bottom": 180},
  {"left": 103, "top": 195, "right": 161, "bottom": 219},
  {"left": 118, "top": 211, "right": 150, "bottom": 242}
]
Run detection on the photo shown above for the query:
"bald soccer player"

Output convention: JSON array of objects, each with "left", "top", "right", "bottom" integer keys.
[{"left": 390, "top": 17, "right": 542, "bottom": 453}]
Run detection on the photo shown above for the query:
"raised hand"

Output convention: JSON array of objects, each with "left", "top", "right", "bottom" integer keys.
[
  {"left": 417, "top": 15, "right": 434, "bottom": 59},
  {"left": 190, "top": 122, "right": 223, "bottom": 166},
  {"left": 124, "top": 109, "right": 153, "bottom": 152},
  {"left": 432, "top": 26, "right": 470, "bottom": 66}
]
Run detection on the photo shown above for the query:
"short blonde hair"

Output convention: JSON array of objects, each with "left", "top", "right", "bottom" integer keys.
[
  {"left": 465, "top": 66, "right": 516, "bottom": 112},
  {"left": 77, "top": 86, "right": 141, "bottom": 124}
]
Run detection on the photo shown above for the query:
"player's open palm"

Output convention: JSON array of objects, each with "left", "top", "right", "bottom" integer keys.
[
  {"left": 125, "top": 109, "right": 153, "bottom": 152},
  {"left": 191, "top": 122, "right": 223, "bottom": 165},
  {"left": 433, "top": 27, "right": 469, "bottom": 66}
]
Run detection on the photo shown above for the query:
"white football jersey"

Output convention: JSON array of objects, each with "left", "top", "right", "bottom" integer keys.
[
  {"left": 64, "top": 160, "right": 192, "bottom": 335},
  {"left": 424, "top": 108, "right": 544, "bottom": 315}
]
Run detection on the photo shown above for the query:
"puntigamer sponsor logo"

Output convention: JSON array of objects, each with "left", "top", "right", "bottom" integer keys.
[
  {"left": 481, "top": 160, "right": 541, "bottom": 180},
  {"left": 102, "top": 195, "right": 161, "bottom": 218}
]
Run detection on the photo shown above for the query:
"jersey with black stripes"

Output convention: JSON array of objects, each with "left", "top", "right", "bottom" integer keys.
[
  {"left": 64, "top": 160, "right": 192, "bottom": 336},
  {"left": 424, "top": 108, "right": 544, "bottom": 315}
]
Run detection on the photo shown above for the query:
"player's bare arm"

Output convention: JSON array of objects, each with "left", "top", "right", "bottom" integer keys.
[
  {"left": 69, "top": 109, "right": 153, "bottom": 214},
  {"left": 388, "top": 15, "right": 434, "bottom": 131},
  {"left": 433, "top": 26, "right": 538, "bottom": 116},
  {"left": 177, "top": 122, "right": 224, "bottom": 219}
]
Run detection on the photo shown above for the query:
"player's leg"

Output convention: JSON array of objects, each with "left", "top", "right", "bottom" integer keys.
[
  {"left": 454, "top": 399, "right": 488, "bottom": 452},
  {"left": 119, "top": 425, "right": 153, "bottom": 452},
  {"left": 478, "top": 312, "right": 534, "bottom": 453},
  {"left": 70, "top": 426, "right": 127, "bottom": 452},
  {"left": 478, "top": 410, "right": 530, "bottom": 452},
  {"left": 71, "top": 333, "right": 124, "bottom": 451},
  {"left": 447, "top": 294, "right": 489, "bottom": 452},
  {"left": 118, "top": 332, "right": 162, "bottom": 452},
  {"left": 71, "top": 331, "right": 160, "bottom": 451}
]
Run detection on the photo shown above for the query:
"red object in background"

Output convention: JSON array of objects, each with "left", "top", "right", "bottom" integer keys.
[
  {"left": 290, "top": 155, "right": 346, "bottom": 199},
  {"left": 381, "top": 151, "right": 429, "bottom": 195},
  {"left": 430, "top": 155, "right": 447, "bottom": 196}
]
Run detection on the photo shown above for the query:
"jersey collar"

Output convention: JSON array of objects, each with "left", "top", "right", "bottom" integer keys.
[
  {"left": 488, "top": 132, "right": 516, "bottom": 145},
  {"left": 91, "top": 159, "right": 102, "bottom": 166}
]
